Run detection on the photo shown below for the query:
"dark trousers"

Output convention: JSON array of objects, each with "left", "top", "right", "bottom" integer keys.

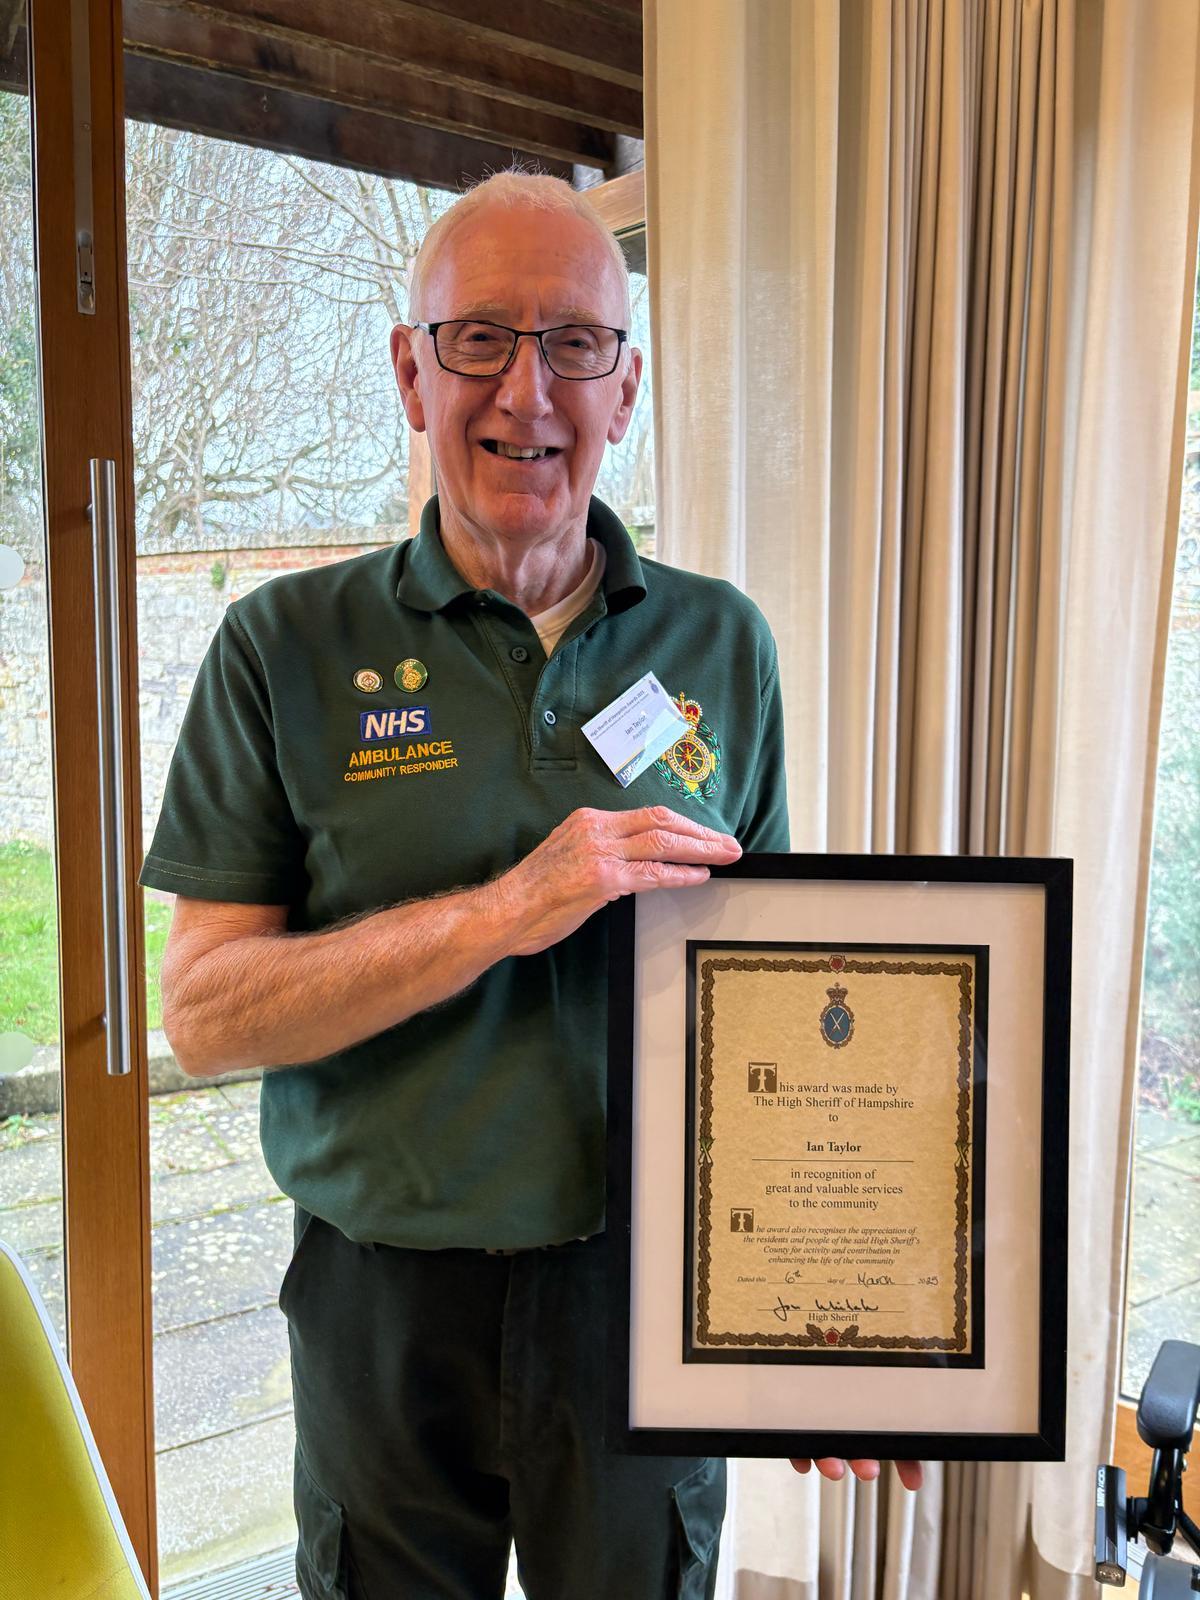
[{"left": 280, "top": 1208, "right": 726, "bottom": 1599}]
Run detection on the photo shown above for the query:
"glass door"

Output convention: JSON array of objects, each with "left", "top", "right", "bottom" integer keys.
[
  {"left": 0, "top": 6, "right": 65, "bottom": 1346},
  {"left": 15, "top": 0, "right": 157, "bottom": 1583}
]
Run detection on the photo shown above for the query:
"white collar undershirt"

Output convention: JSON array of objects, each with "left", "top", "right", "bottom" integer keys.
[{"left": 527, "top": 538, "right": 607, "bottom": 656}]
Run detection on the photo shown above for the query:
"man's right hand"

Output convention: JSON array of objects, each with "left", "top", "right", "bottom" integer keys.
[{"left": 488, "top": 805, "right": 742, "bottom": 959}]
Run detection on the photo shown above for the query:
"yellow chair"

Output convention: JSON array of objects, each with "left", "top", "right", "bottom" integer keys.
[{"left": 0, "top": 1237, "right": 151, "bottom": 1600}]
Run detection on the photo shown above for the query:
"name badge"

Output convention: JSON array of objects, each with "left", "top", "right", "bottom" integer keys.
[{"left": 582, "top": 672, "right": 691, "bottom": 788}]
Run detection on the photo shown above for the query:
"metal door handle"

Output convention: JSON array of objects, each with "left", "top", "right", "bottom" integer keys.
[{"left": 88, "top": 458, "right": 130, "bottom": 1075}]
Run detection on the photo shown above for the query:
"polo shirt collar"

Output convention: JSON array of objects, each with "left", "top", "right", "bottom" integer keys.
[{"left": 397, "top": 495, "right": 647, "bottom": 615}]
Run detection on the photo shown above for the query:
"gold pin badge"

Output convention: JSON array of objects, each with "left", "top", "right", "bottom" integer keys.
[
  {"left": 395, "top": 658, "right": 428, "bottom": 693},
  {"left": 352, "top": 668, "right": 384, "bottom": 694}
]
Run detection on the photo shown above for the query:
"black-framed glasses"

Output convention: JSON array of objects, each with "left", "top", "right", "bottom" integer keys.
[{"left": 414, "top": 320, "right": 628, "bottom": 380}]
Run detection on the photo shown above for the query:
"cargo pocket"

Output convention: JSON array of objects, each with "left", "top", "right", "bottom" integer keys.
[
  {"left": 294, "top": 1450, "right": 349, "bottom": 1600},
  {"left": 671, "top": 1457, "right": 726, "bottom": 1598}
]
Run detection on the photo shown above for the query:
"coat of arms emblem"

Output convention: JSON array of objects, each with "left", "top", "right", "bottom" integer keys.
[
  {"left": 656, "top": 692, "right": 722, "bottom": 803},
  {"left": 818, "top": 954, "right": 855, "bottom": 1048}
]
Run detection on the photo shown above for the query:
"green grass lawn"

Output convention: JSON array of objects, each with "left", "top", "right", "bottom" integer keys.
[{"left": 0, "top": 840, "right": 172, "bottom": 1044}]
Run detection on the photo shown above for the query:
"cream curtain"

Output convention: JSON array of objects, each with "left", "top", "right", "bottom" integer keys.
[{"left": 643, "top": 1, "right": 1200, "bottom": 1594}]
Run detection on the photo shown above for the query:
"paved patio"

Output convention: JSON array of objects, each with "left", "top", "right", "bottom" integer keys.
[
  {"left": 1121, "top": 1106, "right": 1200, "bottom": 1396},
  {"left": 1, "top": 1079, "right": 1196, "bottom": 1593}
]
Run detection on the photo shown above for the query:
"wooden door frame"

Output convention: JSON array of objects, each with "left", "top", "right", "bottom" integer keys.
[{"left": 28, "top": 0, "right": 156, "bottom": 1584}]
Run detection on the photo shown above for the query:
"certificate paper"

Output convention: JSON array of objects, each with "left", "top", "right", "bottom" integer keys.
[{"left": 685, "top": 941, "right": 987, "bottom": 1366}]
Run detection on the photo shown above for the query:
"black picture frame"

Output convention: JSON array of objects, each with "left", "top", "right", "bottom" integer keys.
[{"left": 606, "top": 852, "right": 1071, "bottom": 1463}]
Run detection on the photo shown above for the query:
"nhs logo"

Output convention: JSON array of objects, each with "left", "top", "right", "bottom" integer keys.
[{"left": 360, "top": 707, "right": 431, "bottom": 742}]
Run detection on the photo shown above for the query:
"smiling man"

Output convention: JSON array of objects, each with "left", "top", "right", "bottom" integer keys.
[
  {"left": 398, "top": 198, "right": 641, "bottom": 637},
  {"left": 140, "top": 170, "right": 917, "bottom": 1600}
]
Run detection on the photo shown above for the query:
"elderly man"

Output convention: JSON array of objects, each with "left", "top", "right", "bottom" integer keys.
[{"left": 141, "top": 171, "right": 918, "bottom": 1600}]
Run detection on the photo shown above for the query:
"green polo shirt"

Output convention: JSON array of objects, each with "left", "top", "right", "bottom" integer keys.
[{"left": 139, "top": 496, "right": 789, "bottom": 1248}]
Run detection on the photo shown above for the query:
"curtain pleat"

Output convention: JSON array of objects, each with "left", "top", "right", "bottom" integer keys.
[
  {"left": 905, "top": 1461, "right": 945, "bottom": 1599},
  {"left": 645, "top": 0, "right": 1200, "bottom": 1591}
]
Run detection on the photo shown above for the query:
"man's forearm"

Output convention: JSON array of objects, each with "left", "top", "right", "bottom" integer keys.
[{"left": 164, "top": 882, "right": 514, "bottom": 1076}]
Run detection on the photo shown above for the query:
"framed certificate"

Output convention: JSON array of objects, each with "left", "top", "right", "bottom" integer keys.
[{"left": 606, "top": 854, "right": 1071, "bottom": 1462}]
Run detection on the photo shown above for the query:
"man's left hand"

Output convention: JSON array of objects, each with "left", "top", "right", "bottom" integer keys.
[{"left": 789, "top": 1458, "right": 923, "bottom": 1490}]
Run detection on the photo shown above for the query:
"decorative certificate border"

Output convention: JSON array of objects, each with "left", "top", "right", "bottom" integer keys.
[{"left": 684, "top": 942, "right": 987, "bottom": 1368}]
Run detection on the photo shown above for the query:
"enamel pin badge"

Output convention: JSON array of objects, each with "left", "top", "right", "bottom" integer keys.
[{"left": 395, "top": 658, "right": 429, "bottom": 693}]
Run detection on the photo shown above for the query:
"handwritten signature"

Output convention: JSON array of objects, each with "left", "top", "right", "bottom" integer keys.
[{"left": 770, "top": 1296, "right": 879, "bottom": 1323}]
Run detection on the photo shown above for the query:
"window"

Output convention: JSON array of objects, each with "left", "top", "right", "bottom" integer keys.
[{"left": 1120, "top": 263, "right": 1200, "bottom": 1405}]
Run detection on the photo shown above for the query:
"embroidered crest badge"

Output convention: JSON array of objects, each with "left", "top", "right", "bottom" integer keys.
[{"left": 656, "top": 692, "right": 721, "bottom": 803}]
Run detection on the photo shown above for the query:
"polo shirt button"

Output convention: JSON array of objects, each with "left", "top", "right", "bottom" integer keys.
[
  {"left": 543, "top": 709, "right": 557, "bottom": 725},
  {"left": 510, "top": 646, "right": 530, "bottom": 663}
]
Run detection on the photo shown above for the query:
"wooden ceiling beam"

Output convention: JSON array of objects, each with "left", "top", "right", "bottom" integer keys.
[
  {"left": 584, "top": 167, "right": 644, "bottom": 236},
  {"left": 155, "top": 0, "right": 643, "bottom": 135},
  {"left": 124, "top": 52, "right": 577, "bottom": 188},
  {"left": 350, "top": 0, "right": 642, "bottom": 88},
  {"left": 124, "top": 0, "right": 615, "bottom": 170},
  {"left": 555, "top": 0, "right": 644, "bottom": 22}
]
